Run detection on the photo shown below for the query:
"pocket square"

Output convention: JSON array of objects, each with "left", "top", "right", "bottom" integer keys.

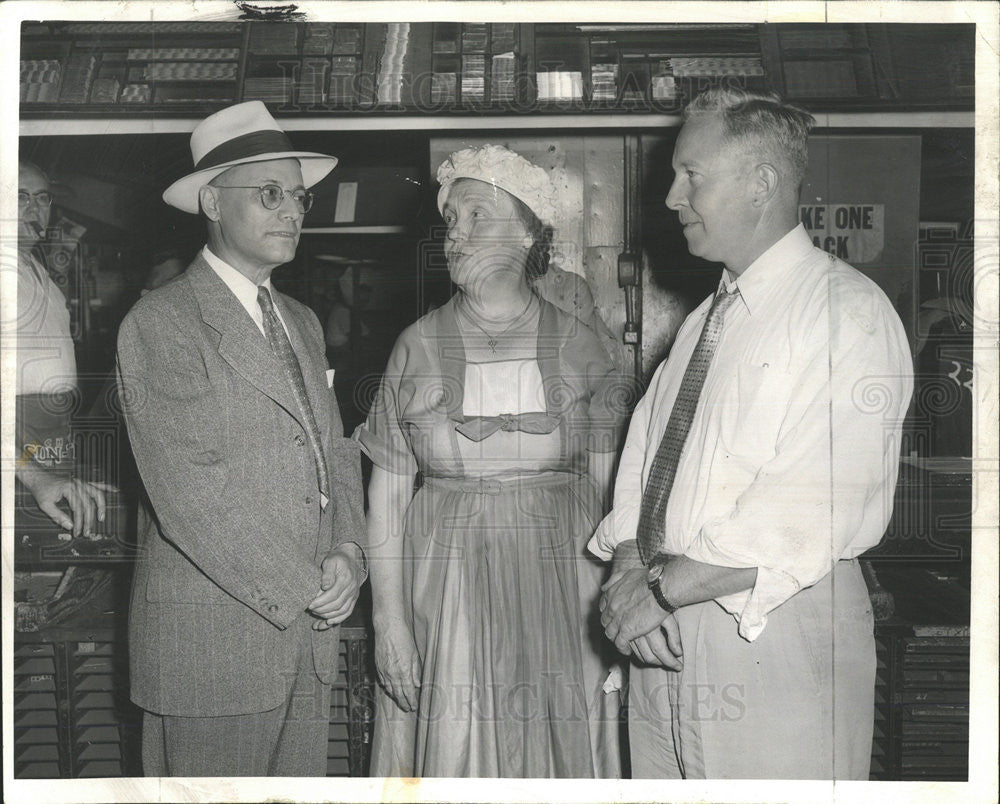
[{"left": 326, "top": 369, "right": 335, "bottom": 388}]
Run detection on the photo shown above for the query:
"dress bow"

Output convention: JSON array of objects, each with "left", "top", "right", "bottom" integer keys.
[{"left": 454, "top": 412, "right": 560, "bottom": 442}]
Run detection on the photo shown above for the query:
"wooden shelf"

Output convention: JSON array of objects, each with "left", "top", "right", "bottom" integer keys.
[
  {"left": 302, "top": 226, "right": 408, "bottom": 235},
  {"left": 20, "top": 110, "right": 975, "bottom": 138}
]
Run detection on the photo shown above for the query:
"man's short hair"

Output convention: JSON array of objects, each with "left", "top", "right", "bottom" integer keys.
[{"left": 684, "top": 88, "right": 816, "bottom": 188}]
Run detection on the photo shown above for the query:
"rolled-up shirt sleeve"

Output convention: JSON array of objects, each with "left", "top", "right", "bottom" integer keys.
[{"left": 684, "top": 292, "right": 913, "bottom": 641}]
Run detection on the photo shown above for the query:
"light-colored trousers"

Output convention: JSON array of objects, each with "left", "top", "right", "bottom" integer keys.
[{"left": 629, "top": 559, "right": 875, "bottom": 780}]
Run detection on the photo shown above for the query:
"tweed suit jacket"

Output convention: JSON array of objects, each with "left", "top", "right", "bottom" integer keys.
[{"left": 117, "top": 255, "right": 366, "bottom": 717}]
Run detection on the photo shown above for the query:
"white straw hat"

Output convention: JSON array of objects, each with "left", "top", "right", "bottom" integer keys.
[{"left": 163, "top": 101, "right": 338, "bottom": 214}]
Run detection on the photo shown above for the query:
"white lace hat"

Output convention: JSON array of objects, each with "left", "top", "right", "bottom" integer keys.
[
  {"left": 436, "top": 144, "right": 559, "bottom": 226},
  {"left": 163, "top": 101, "right": 338, "bottom": 214}
]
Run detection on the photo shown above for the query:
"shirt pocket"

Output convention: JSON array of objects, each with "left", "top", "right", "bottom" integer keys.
[{"left": 720, "top": 361, "right": 791, "bottom": 460}]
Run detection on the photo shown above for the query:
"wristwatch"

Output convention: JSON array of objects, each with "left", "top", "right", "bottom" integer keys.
[{"left": 646, "top": 557, "right": 677, "bottom": 615}]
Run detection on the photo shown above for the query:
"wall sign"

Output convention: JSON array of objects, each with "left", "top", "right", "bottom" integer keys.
[
  {"left": 800, "top": 135, "right": 921, "bottom": 310},
  {"left": 799, "top": 203, "right": 886, "bottom": 263}
]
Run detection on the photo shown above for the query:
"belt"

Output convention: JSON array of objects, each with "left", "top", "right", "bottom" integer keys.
[{"left": 422, "top": 471, "right": 578, "bottom": 496}]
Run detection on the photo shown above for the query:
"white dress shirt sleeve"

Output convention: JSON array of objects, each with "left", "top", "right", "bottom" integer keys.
[{"left": 685, "top": 288, "right": 913, "bottom": 641}]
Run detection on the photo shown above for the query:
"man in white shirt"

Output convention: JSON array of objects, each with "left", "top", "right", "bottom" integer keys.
[
  {"left": 594, "top": 89, "right": 913, "bottom": 779},
  {"left": 15, "top": 160, "right": 109, "bottom": 536},
  {"left": 117, "top": 102, "right": 367, "bottom": 776}
]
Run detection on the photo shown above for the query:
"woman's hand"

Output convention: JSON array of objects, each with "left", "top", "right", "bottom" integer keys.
[{"left": 374, "top": 622, "right": 422, "bottom": 713}]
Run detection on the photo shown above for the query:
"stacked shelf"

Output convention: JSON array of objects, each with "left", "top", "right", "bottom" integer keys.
[
  {"left": 13, "top": 643, "right": 62, "bottom": 778},
  {"left": 244, "top": 23, "right": 301, "bottom": 105},
  {"left": 428, "top": 22, "right": 522, "bottom": 107},
  {"left": 535, "top": 23, "right": 766, "bottom": 109},
  {"left": 377, "top": 23, "right": 411, "bottom": 105},
  {"left": 870, "top": 632, "right": 894, "bottom": 779},
  {"left": 766, "top": 24, "right": 877, "bottom": 101},
  {"left": 21, "top": 23, "right": 244, "bottom": 108},
  {"left": 13, "top": 635, "right": 138, "bottom": 778},
  {"left": 872, "top": 624, "right": 970, "bottom": 781},
  {"left": 69, "top": 640, "right": 135, "bottom": 777},
  {"left": 328, "top": 627, "right": 375, "bottom": 776},
  {"left": 19, "top": 22, "right": 975, "bottom": 117},
  {"left": 20, "top": 58, "right": 62, "bottom": 102},
  {"left": 866, "top": 558, "right": 970, "bottom": 781},
  {"left": 132, "top": 46, "right": 240, "bottom": 106},
  {"left": 14, "top": 624, "right": 376, "bottom": 778},
  {"left": 898, "top": 628, "right": 970, "bottom": 780}
]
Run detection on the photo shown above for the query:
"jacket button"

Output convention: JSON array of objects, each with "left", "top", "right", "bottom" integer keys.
[
  {"left": 294, "top": 435, "right": 305, "bottom": 446},
  {"left": 305, "top": 496, "right": 313, "bottom": 506},
  {"left": 268, "top": 604, "right": 279, "bottom": 613}
]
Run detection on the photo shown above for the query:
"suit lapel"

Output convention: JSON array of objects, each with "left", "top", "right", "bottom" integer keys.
[{"left": 187, "top": 257, "right": 305, "bottom": 430}]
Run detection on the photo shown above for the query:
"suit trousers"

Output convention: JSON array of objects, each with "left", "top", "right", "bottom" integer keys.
[
  {"left": 141, "top": 616, "right": 332, "bottom": 777},
  {"left": 628, "top": 559, "right": 875, "bottom": 780}
]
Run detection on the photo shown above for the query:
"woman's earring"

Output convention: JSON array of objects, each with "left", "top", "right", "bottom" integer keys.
[{"left": 522, "top": 234, "right": 533, "bottom": 250}]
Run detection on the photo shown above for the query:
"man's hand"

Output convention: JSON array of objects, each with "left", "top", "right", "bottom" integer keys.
[
  {"left": 374, "top": 621, "right": 422, "bottom": 713},
  {"left": 600, "top": 566, "right": 671, "bottom": 654},
  {"left": 17, "top": 464, "right": 113, "bottom": 538},
  {"left": 308, "top": 544, "right": 365, "bottom": 630},
  {"left": 611, "top": 538, "right": 643, "bottom": 577},
  {"left": 629, "top": 617, "right": 683, "bottom": 671}
]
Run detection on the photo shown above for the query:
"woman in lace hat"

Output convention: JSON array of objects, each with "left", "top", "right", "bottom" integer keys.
[{"left": 356, "top": 144, "right": 627, "bottom": 777}]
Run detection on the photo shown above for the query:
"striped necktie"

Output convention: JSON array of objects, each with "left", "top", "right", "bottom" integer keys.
[
  {"left": 636, "top": 286, "right": 741, "bottom": 564},
  {"left": 257, "top": 286, "right": 330, "bottom": 504}
]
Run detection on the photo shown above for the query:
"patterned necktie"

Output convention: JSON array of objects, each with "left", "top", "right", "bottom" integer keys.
[
  {"left": 636, "top": 286, "right": 741, "bottom": 564},
  {"left": 257, "top": 286, "right": 330, "bottom": 503}
]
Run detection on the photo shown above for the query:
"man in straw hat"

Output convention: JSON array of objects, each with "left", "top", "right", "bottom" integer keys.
[{"left": 117, "top": 101, "right": 368, "bottom": 776}]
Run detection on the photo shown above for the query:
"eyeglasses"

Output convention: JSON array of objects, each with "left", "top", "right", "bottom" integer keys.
[
  {"left": 214, "top": 183, "right": 314, "bottom": 213},
  {"left": 18, "top": 191, "right": 53, "bottom": 208}
]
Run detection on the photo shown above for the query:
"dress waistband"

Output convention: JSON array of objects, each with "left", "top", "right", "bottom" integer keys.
[{"left": 422, "top": 471, "right": 580, "bottom": 495}]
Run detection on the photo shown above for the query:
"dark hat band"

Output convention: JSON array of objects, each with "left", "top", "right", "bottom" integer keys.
[{"left": 194, "top": 129, "right": 296, "bottom": 171}]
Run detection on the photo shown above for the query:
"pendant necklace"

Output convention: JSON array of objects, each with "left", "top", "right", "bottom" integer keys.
[{"left": 458, "top": 295, "right": 535, "bottom": 355}]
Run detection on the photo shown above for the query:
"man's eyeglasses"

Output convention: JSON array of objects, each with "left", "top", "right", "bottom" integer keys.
[
  {"left": 18, "top": 191, "right": 53, "bottom": 208},
  {"left": 214, "top": 183, "right": 314, "bottom": 214}
]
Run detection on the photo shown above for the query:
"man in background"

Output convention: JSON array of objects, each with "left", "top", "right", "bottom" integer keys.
[
  {"left": 595, "top": 89, "right": 913, "bottom": 779},
  {"left": 14, "top": 159, "right": 108, "bottom": 536}
]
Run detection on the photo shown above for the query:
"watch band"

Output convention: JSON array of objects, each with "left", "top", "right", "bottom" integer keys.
[
  {"left": 648, "top": 576, "right": 677, "bottom": 615},
  {"left": 646, "top": 554, "right": 676, "bottom": 614}
]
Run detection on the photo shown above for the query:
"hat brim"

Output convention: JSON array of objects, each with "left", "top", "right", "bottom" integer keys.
[
  {"left": 437, "top": 176, "right": 555, "bottom": 228},
  {"left": 162, "top": 151, "right": 338, "bottom": 214}
]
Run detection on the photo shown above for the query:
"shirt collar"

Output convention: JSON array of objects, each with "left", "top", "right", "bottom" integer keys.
[
  {"left": 201, "top": 245, "right": 275, "bottom": 322},
  {"left": 725, "top": 223, "right": 815, "bottom": 317}
]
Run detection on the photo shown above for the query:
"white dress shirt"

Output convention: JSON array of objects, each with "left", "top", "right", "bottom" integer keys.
[
  {"left": 589, "top": 224, "right": 913, "bottom": 641},
  {"left": 201, "top": 246, "right": 289, "bottom": 337},
  {"left": 16, "top": 252, "right": 77, "bottom": 395}
]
